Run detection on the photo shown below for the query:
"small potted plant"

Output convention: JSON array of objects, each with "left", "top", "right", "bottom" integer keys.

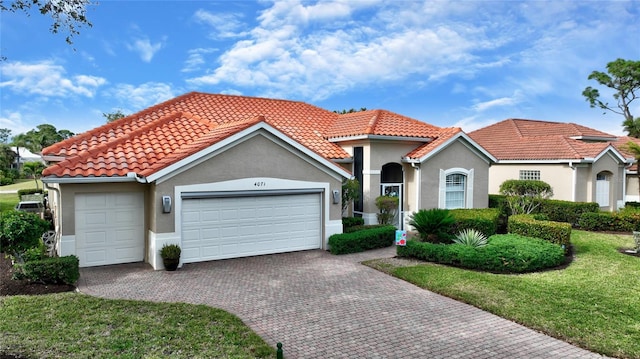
[{"left": 160, "top": 244, "right": 181, "bottom": 271}]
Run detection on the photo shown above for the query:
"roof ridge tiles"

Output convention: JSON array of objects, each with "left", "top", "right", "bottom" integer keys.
[{"left": 364, "top": 110, "right": 381, "bottom": 134}]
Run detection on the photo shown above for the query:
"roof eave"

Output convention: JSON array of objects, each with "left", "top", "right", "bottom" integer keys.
[{"left": 328, "top": 135, "right": 433, "bottom": 143}]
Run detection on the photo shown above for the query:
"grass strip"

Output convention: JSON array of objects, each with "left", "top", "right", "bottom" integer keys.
[{"left": 0, "top": 293, "right": 275, "bottom": 359}]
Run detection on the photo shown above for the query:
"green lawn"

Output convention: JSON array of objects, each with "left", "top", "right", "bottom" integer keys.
[
  {"left": 0, "top": 293, "right": 276, "bottom": 359},
  {"left": 0, "top": 179, "right": 43, "bottom": 212},
  {"left": 366, "top": 230, "right": 640, "bottom": 359},
  {"left": 0, "top": 178, "right": 43, "bottom": 191}
]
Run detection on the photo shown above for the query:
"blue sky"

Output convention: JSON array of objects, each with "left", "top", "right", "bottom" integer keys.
[{"left": 1, "top": 0, "right": 639, "bottom": 139}]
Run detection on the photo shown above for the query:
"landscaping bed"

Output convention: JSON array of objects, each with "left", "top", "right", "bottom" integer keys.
[{"left": 0, "top": 253, "right": 75, "bottom": 296}]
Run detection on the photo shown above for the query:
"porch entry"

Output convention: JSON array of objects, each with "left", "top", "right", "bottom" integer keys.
[{"left": 381, "top": 163, "right": 403, "bottom": 229}]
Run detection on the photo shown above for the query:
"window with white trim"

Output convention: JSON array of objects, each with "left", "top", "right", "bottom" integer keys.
[
  {"left": 445, "top": 174, "right": 466, "bottom": 209},
  {"left": 439, "top": 168, "right": 474, "bottom": 209},
  {"left": 519, "top": 170, "right": 541, "bottom": 180}
]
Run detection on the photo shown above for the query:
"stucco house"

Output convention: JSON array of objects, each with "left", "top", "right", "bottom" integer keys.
[
  {"left": 41, "top": 92, "right": 494, "bottom": 269},
  {"left": 469, "top": 119, "right": 634, "bottom": 211}
]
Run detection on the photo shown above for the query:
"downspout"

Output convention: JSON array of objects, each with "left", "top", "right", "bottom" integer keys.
[
  {"left": 127, "top": 172, "right": 148, "bottom": 184},
  {"left": 569, "top": 161, "right": 576, "bottom": 202},
  {"left": 411, "top": 161, "right": 420, "bottom": 215},
  {"left": 43, "top": 182, "right": 62, "bottom": 256}
]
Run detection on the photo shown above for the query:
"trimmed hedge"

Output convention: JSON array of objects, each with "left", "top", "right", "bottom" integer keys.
[
  {"left": 328, "top": 225, "right": 395, "bottom": 254},
  {"left": 578, "top": 211, "right": 640, "bottom": 232},
  {"left": 625, "top": 201, "right": 640, "bottom": 209},
  {"left": 342, "top": 216, "right": 365, "bottom": 231},
  {"left": 539, "top": 200, "right": 599, "bottom": 225},
  {"left": 449, "top": 208, "right": 500, "bottom": 237},
  {"left": 344, "top": 224, "right": 389, "bottom": 233},
  {"left": 13, "top": 255, "right": 80, "bottom": 285},
  {"left": 508, "top": 214, "right": 571, "bottom": 250},
  {"left": 397, "top": 234, "right": 565, "bottom": 273},
  {"left": 17, "top": 188, "right": 45, "bottom": 196}
]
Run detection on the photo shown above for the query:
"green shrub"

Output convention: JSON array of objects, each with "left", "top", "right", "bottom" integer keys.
[
  {"left": 343, "top": 224, "right": 388, "bottom": 233},
  {"left": 375, "top": 196, "right": 398, "bottom": 225},
  {"left": 21, "top": 241, "right": 48, "bottom": 262},
  {"left": 539, "top": 200, "right": 599, "bottom": 224},
  {"left": 397, "top": 234, "right": 565, "bottom": 273},
  {"left": 17, "top": 188, "right": 45, "bottom": 196},
  {"left": 449, "top": 208, "right": 499, "bottom": 237},
  {"left": 499, "top": 179, "right": 553, "bottom": 214},
  {"left": 342, "top": 216, "right": 365, "bottom": 231},
  {"left": 625, "top": 201, "right": 640, "bottom": 209},
  {"left": 160, "top": 244, "right": 181, "bottom": 260},
  {"left": 577, "top": 212, "right": 640, "bottom": 232},
  {"left": 13, "top": 255, "right": 80, "bottom": 284},
  {"left": 0, "top": 210, "right": 50, "bottom": 260},
  {"left": 0, "top": 177, "right": 13, "bottom": 186},
  {"left": 328, "top": 225, "right": 395, "bottom": 254},
  {"left": 408, "top": 208, "right": 455, "bottom": 243},
  {"left": 488, "top": 194, "right": 510, "bottom": 233},
  {"left": 452, "top": 229, "right": 487, "bottom": 247},
  {"left": 508, "top": 214, "right": 571, "bottom": 250}
]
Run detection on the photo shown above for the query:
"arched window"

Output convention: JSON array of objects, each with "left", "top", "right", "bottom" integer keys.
[
  {"left": 439, "top": 168, "right": 474, "bottom": 209},
  {"left": 596, "top": 171, "right": 611, "bottom": 207}
]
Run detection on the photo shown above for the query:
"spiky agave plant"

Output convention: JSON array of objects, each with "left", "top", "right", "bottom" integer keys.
[{"left": 452, "top": 229, "right": 488, "bottom": 247}]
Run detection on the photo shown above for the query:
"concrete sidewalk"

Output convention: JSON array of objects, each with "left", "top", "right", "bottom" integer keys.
[{"left": 78, "top": 247, "right": 607, "bottom": 359}]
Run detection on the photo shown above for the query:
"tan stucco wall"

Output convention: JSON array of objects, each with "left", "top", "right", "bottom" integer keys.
[
  {"left": 57, "top": 182, "right": 149, "bottom": 237},
  {"left": 152, "top": 133, "right": 343, "bottom": 234},
  {"left": 627, "top": 174, "right": 639, "bottom": 202},
  {"left": 420, "top": 140, "right": 490, "bottom": 209},
  {"left": 488, "top": 164, "right": 574, "bottom": 201}
]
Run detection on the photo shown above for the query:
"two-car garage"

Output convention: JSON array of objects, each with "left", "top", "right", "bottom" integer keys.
[{"left": 180, "top": 191, "right": 322, "bottom": 263}]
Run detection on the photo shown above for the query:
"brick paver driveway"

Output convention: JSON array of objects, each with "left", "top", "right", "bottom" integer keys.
[{"left": 78, "top": 247, "right": 606, "bottom": 359}]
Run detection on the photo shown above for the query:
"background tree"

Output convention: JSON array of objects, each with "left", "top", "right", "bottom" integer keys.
[
  {"left": 334, "top": 108, "right": 367, "bottom": 114},
  {"left": 22, "top": 161, "right": 46, "bottom": 189},
  {"left": 103, "top": 110, "right": 127, "bottom": 123},
  {"left": 582, "top": 58, "right": 640, "bottom": 137},
  {"left": 13, "top": 124, "right": 75, "bottom": 153},
  {"left": 0, "top": 128, "right": 11, "bottom": 143},
  {"left": 0, "top": 0, "right": 93, "bottom": 46}
]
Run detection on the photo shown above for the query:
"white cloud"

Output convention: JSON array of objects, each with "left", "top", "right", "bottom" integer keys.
[
  {"left": 187, "top": 1, "right": 510, "bottom": 101},
  {"left": 109, "top": 82, "right": 177, "bottom": 109},
  {"left": 127, "top": 36, "right": 165, "bottom": 62},
  {"left": 193, "top": 9, "right": 248, "bottom": 38},
  {"left": 0, "top": 111, "right": 30, "bottom": 136},
  {"left": 473, "top": 96, "right": 517, "bottom": 112},
  {"left": 182, "top": 48, "right": 218, "bottom": 73},
  {"left": 0, "top": 60, "right": 106, "bottom": 98}
]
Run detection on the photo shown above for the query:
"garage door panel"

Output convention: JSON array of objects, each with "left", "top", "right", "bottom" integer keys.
[
  {"left": 182, "top": 193, "right": 321, "bottom": 263},
  {"left": 75, "top": 192, "right": 144, "bottom": 267}
]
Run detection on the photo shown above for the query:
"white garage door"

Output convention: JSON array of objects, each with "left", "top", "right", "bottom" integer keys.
[
  {"left": 75, "top": 192, "right": 145, "bottom": 267},
  {"left": 181, "top": 192, "right": 321, "bottom": 263}
]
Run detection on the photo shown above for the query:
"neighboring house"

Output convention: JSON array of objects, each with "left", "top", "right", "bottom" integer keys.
[
  {"left": 469, "top": 119, "right": 634, "bottom": 211},
  {"left": 11, "top": 147, "right": 44, "bottom": 170},
  {"left": 41, "top": 92, "right": 494, "bottom": 269},
  {"left": 611, "top": 136, "right": 640, "bottom": 203}
]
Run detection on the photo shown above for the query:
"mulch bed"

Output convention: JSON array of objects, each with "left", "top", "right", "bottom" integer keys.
[{"left": 0, "top": 253, "right": 75, "bottom": 297}]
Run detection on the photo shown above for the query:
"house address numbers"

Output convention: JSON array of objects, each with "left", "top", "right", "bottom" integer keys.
[{"left": 254, "top": 181, "right": 267, "bottom": 187}]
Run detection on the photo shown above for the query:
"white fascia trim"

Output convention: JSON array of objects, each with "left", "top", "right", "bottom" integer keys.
[
  {"left": 328, "top": 135, "right": 432, "bottom": 143},
  {"left": 41, "top": 175, "right": 137, "bottom": 184},
  {"left": 147, "top": 122, "right": 351, "bottom": 183},
  {"left": 408, "top": 132, "right": 497, "bottom": 164},
  {"left": 569, "top": 135, "right": 617, "bottom": 141},
  {"left": 592, "top": 145, "right": 628, "bottom": 163},
  {"left": 42, "top": 155, "right": 66, "bottom": 162},
  {"left": 497, "top": 159, "right": 588, "bottom": 164}
]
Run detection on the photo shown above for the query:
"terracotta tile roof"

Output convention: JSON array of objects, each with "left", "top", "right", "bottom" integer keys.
[
  {"left": 42, "top": 92, "right": 452, "bottom": 179},
  {"left": 328, "top": 110, "right": 442, "bottom": 139},
  {"left": 469, "top": 118, "right": 619, "bottom": 160}
]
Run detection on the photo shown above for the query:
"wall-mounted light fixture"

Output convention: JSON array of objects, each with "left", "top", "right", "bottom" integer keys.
[{"left": 162, "top": 195, "right": 172, "bottom": 213}]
